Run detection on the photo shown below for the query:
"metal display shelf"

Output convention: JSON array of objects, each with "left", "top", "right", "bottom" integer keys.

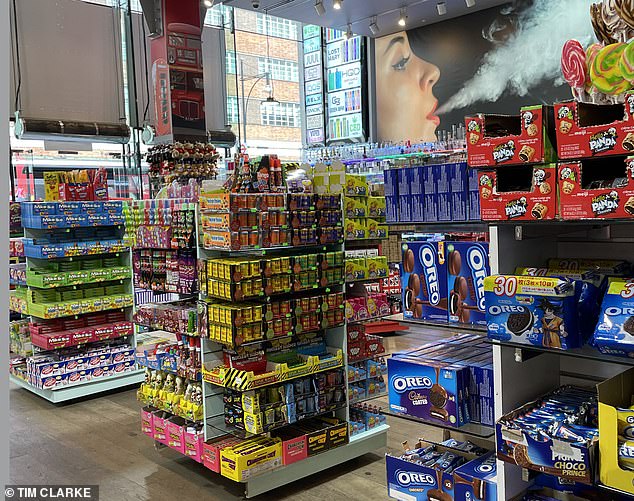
[
  {"left": 243, "top": 424, "right": 389, "bottom": 498},
  {"left": 200, "top": 241, "right": 343, "bottom": 256},
  {"left": 349, "top": 392, "right": 387, "bottom": 405},
  {"left": 10, "top": 370, "right": 144, "bottom": 403},
  {"left": 386, "top": 313, "right": 487, "bottom": 334},
  {"left": 487, "top": 340, "right": 634, "bottom": 367},
  {"left": 381, "top": 407, "right": 495, "bottom": 439}
]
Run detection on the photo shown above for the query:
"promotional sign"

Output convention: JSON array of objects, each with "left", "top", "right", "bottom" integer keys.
[
  {"left": 306, "top": 104, "right": 323, "bottom": 116},
  {"left": 305, "top": 65, "right": 321, "bottom": 81},
  {"left": 327, "top": 89, "right": 361, "bottom": 118},
  {"left": 303, "top": 25, "right": 325, "bottom": 147},
  {"left": 303, "top": 36, "right": 321, "bottom": 54},
  {"left": 149, "top": 0, "right": 205, "bottom": 142},
  {"left": 327, "top": 113, "right": 363, "bottom": 142},
  {"left": 303, "top": 24, "right": 321, "bottom": 40},
  {"left": 305, "top": 93, "right": 323, "bottom": 107},
  {"left": 325, "top": 28, "right": 345, "bottom": 43},
  {"left": 305, "top": 79, "right": 322, "bottom": 96},
  {"left": 304, "top": 50, "right": 321, "bottom": 68},
  {"left": 327, "top": 62, "right": 362, "bottom": 92},
  {"left": 307, "top": 128, "right": 325, "bottom": 144},
  {"left": 326, "top": 36, "right": 362, "bottom": 68},
  {"left": 306, "top": 114, "right": 324, "bottom": 130}
]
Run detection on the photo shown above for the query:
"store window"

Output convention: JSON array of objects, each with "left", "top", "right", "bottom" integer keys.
[
  {"left": 255, "top": 13, "right": 298, "bottom": 40},
  {"left": 260, "top": 102, "right": 300, "bottom": 127},
  {"left": 226, "top": 51, "right": 237, "bottom": 74},
  {"left": 226, "top": 96, "right": 239, "bottom": 124},
  {"left": 257, "top": 57, "right": 298, "bottom": 82}
]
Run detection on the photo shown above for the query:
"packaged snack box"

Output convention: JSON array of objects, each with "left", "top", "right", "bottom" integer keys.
[{"left": 593, "top": 278, "right": 634, "bottom": 357}]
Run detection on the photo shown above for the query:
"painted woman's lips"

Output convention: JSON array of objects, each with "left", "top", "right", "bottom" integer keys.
[{"left": 427, "top": 101, "right": 441, "bottom": 126}]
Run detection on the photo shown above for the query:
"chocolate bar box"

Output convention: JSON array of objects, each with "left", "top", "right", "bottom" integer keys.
[
  {"left": 484, "top": 275, "right": 585, "bottom": 350},
  {"left": 593, "top": 278, "right": 634, "bottom": 357}
]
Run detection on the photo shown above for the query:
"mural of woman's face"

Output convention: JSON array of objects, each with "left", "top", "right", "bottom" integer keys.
[{"left": 375, "top": 31, "right": 440, "bottom": 143}]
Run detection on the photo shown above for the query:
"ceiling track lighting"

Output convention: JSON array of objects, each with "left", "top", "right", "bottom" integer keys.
[
  {"left": 314, "top": 0, "right": 325, "bottom": 16},
  {"left": 465, "top": 0, "right": 476, "bottom": 6},
  {"left": 203, "top": 0, "right": 214, "bottom": 7},
  {"left": 437, "top": 2, "right": 447, "bottom": 15},
  {"left": 345, "top": 23, "right": 353, "bottom": 39},
  {"left": 333, "top": 0, "right": 342, "bottom": 10},
  {"left": 398, "top": 7, "right": 407, "bottom": 27},
  {"left": 369, "top": 16, "right": 379, "bottom": 36}
]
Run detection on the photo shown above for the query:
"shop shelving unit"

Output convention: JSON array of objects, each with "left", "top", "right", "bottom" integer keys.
[
  {"left": 488, "top": 220, "right": 634, "bottom": 498},
  {"left": 10, "top": 201, "right": 144, "bottom": 402},
  {"left": 198, "top": 213, "right": 389, "bottom": 497}
]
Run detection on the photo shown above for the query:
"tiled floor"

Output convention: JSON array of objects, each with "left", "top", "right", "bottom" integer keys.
[{"left": 10, "top": 323, "right": 492, "bottom": 500}]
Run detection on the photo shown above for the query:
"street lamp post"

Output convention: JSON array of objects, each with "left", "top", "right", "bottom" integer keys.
[{"left": 239, "top": 58, "right": 278, "bottom": 145}]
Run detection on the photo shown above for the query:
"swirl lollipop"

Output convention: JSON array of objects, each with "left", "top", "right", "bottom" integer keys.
[
  {"left": 586, "top": 43, "right": 605, "bottom": 102},
  {"left": 590, "top": 43, "right": 630, "bottom": 95},
  {"left": 620, "top": 39, "right": 634, "bottom": 82},
  {"left": 616, "top": 0, "right": 634, "bottom": 30},
  {"left": 562, "top": 40, "right": 589, "bottom": 100},
  {"left": 592, "top": 3, "right": 617, "bottom": 44}
]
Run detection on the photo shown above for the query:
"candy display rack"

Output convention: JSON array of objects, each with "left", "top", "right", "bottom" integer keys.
[
  {"left": 197, "top": 192, "right": 389, "bottom": 498},
  {"left": 9, "top": 201, "right": 143, "bottom": 403}
]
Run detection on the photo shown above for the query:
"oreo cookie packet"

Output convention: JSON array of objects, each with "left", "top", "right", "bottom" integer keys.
[
  {"left": 484, "top": 275, "right": 600, "bottom": 350},
  {"left": 593, "top": 278, "right": 634, "bottom": 357},
  {"left": 496, "top": 386, "right": 598, "bottom": 485},
  {"left": 386, "top": 439, "right": 496, "bottom": 501}
]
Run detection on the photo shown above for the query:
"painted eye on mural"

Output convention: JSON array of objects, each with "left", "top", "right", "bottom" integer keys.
[{"left": 392, "top": 55, "right": 410, "bottom": 71}]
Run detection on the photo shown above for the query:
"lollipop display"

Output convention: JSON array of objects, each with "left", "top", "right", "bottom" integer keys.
[
  {"left": 590, "top": 43, "right": 630, "bottom": 95},
  {"left": 561, "top": 40, "right": 589, "bottom": 100}
]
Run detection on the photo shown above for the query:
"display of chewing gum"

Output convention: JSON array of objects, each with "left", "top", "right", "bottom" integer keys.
[
  {"left": 593, "top": 278, "right": 634, "bottom": 357},
  {"left": 484, "top": 275, "right": 590, "bottom": 350}
]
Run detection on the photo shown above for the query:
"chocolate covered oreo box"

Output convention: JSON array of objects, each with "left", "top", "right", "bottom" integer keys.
[
  {"left": 446, "top": 241, "right": 490, "bottom": 326},
  {"left": 388, "top": 356, "right": 470, "bottom": 427},
  {"left": 454, "top": 452, "right": 497, "bottom": 501},
  {"left": 593, "top": 278, "right": 634, "bottom": 357},
  {"left": 484, "top": 275, "right": 584, "bottom": 350},
  {"left": 401, "top": 240, "right": 448, "bottom": 323}
]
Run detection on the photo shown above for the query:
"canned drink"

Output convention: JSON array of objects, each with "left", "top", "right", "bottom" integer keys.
[
  {"left": 249, "top": 231, "right": 258, "bottom": 247},
  {"left": 239, "top": 230, "right": 249, "bottom": 248},
  {"left": 282, "top": 318, "right": 292, "bottom": 332},
  {"left": 270, "top": 302, "right": 280, "bottom": 318},
  {"left": 277, "top": 211, "right": 287, "bottom": 226},
  {"left": 309, "top": 297, "right": 320, "bottom": 311},
  {"left": 270, "top": 228, "right": 280, "bottom": 245}
]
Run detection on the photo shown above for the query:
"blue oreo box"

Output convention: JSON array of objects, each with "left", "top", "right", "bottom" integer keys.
[
  {"left": 422, "top": 166, "right": 437, "bottom": 222},
  {"left": 454, "top": 452, "right": 497, "bottom": 501},
  {"left": 449, "top": 162, "right": 468, "bottom": 222},
  {"left": 484, "top": 275, "right": 591, "bottom": 350},
  {"left": 398, "top": 168, "right": 411, "bottom": 196},
  {"left": 398, "top": 195, "right": 412, "bottom": 223},
  {"left": 388, "top": 356, "right": 469, "bottom": 427},
  {"left": 410, "top": 166, "right": 424, "bottom": 195},
  {"left": 446, "top": 241, "right": 490, "bottom": 326},
  {"left": 401, "top": 240, "right": 448, "bottom": 323},
  {"left": 593, "top": 278, "right": 634, "bottom": 357},
  {"left": 385, "top": 196, "right": 398, "bottom": 223},
  {"left": 384, "top": 169, "right": 398, "bottom": 197},
  {"left": 467, "top": 167, "right": 481, "bottom": 221}
]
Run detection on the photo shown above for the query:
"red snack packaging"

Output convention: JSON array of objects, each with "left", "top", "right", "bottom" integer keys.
[{"left": 91, "top": 168, "right": 109, "bottom": 201}]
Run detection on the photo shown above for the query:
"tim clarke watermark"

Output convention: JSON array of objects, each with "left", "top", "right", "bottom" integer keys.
[{"left": 5, "top": 486, "right": 98, "bottom": 501}]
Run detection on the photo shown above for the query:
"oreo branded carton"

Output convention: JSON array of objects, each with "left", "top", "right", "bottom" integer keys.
[
  {"left": 446, "top": 241, "right": 490, "bottom": 326},
  {"left": 454, "top": 452, "right": 497, "bottom": 501},
  {"left": 593, "top": 278, "right": 634, "bottom": 357},
  {"left": 484, "top": 275, "right": 584, "bottom": 350},
  {"left": 388, "top": 356, "right": 470, "bottom": 427},
  {"left": 401, "top": 239, "right": 448, "bottom": 323}
]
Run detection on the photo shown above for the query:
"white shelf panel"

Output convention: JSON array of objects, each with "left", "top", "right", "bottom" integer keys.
[
  {"left": 243, "top": 424, "right": 388, "bottom": 498},
  {"left": 10, "top": 370, "right": 144, "bottom": 403}
]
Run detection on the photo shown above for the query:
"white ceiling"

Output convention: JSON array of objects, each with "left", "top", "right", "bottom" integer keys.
[{"left": 223, "top": 0, "right": 509, "bottom": 38}]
